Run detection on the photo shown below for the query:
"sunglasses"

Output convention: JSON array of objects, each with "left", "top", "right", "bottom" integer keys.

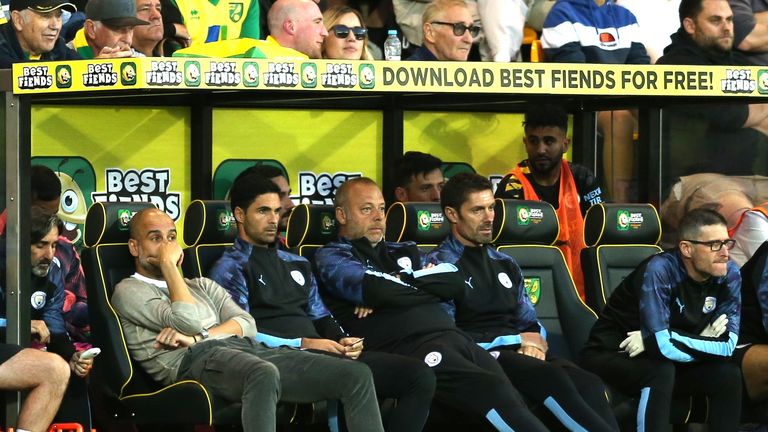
[
  {"left": 331, "top": 24, "right": 367, "bottom": 40},
  {"left": 430, "top": 21, "right": 481, "bottom": 37}
]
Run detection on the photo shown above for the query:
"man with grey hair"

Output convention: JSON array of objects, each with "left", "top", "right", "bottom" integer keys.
[
  {"left": 266, "top": 0, "right": 328, "bottom": 59},
  {"left": 67, "top": 0, "right": 148, "bottom": 58},
  {"left": 0, "top": 0, "right": 81, "bottom": 68},
  {"left": 408, "top": 0, "right": 478, "bottom": 61}
]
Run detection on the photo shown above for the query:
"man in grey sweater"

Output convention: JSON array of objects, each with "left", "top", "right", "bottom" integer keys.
[{"left": 111, "top": 208, "right": 384, "bottom": 432}]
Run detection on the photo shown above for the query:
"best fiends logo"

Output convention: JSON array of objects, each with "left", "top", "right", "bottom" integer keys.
[
  {"left": 117, "top": 208, "right": 136, "bottom": 231},
  {"left": 217, "top": 208, "right": 235, "bottom": 231},
  {"left": 92, "top": 168, "right": 182, "bottom": 221},
  {"left": 56, "top": 65, "right": 72, "bottom": 89},
  {"left": 82, "top": 63, "right": 118, "bottom": 87},
  {"left": 243, "top": 62, "right": 259, "bottom": 87},
  {"left": 320, "top": 212, "right": 335, "bottom": 234},
  {"left": 185, "top": 61, "right": 201, "bottom": 87},
  {"left": 18, "top": 65, "right": 53, "bottom": 90},
  {"left": 758, "top": 69, "right": 768, "bottom": 95},
  {"left": 417, "top": 210, "right": 444, "bottom": 231},
  {"left": 616, "top": 209, "right": 644, "bottom": 231},
  {"left": 359, "top": 64, "right": 375, "bottom": 89},
  {"left": 121, "top": 62, "right": 137, "bottom": 86},
  {"left": 516, "top": 206, "right": 544, "bottom": 225},
  {"left": 301, "top": 63, "right": 317, "bottom": 88}
]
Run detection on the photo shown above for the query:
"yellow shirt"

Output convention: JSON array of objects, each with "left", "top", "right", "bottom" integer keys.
[{"left": 172, "top": 0, "right": 261, "bottom": 46}]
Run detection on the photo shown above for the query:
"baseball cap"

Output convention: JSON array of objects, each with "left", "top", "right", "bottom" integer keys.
[
  {"left": 9, "top": 0, "right": 77, "bottom": 13},
  {"left": 85, "top": 0, "right": 149, "bottom": 27}
]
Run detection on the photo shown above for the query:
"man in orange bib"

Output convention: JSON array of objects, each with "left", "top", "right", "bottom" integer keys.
[{"left": 495, "top": 104, "right": 604, "bottom": 300}]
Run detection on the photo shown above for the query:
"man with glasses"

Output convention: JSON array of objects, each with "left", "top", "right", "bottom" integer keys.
[
  {"left": 408, "top": 0, "right": 478, "bottom": 61},
  {"left": 581, "top": 208, "right": 743, "bottom": 431},
  {"left": 0, "top": 0, "right": 81, "bottom": 68},
  {"left": 67, "top": 0, "right": 148, "bottom": 59}
]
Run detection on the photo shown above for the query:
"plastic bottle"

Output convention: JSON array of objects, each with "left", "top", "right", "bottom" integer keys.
[{"left": 384, "top": 30, "right": 402, "bottom": 61}]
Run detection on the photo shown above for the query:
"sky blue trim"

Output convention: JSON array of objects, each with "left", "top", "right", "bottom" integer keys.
[
  {"left": 539, "top": 321, "right": 548, "bottom": 340},
  {"left": 364, "top": 269, "right": 411, "bottom": 287},
  {"left": 255, "top": 333, "right": 302, "bottom": 349},
  {"left": 0, "top": 318, "right": 6, "bottom": 327},
  {"left": 477, "top": 335, "right": 522, "bottom": 350},
  {"left": 637, "top": 387, "right": 650, "bottom": 432},
  {"left": 543, "top": 396, "right": 588, "bottom": 432},
  {"left": 413, "top": 263, "right": 458, "bottom": 278},
  {"left": 485, "top": 408, "right": 515, "bottom": 432},
  {"left": 669, "top": 330, "right": 737, "bottom": 357},
  {"left": 327, "top": 399, "right": 339, "bottom": 432},
  {"left": 654, "top": 330, "right": 694, "bottom": 362}
]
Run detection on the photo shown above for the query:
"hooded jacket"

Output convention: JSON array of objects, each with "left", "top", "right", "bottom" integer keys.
[
  {"left": 542, "top": 0, "right": 649, "bottom": 64},
  {"left": 657, "top": 27, "right": 750, "bottom": 66}
]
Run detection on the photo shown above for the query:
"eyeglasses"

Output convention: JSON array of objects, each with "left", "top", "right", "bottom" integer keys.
[
  {"left": 683, "top": 239, "right": 736, "bottom": 251},
  {"left": 430, "top": 21, "right": 481, "bottom": 37},
  {"left": 331, "top": 25, "right": 367, "bottom": 40}
]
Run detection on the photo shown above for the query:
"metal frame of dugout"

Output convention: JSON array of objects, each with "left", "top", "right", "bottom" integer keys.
[{"left": 3, "top": 59, "right": 767, "bottom": 424}]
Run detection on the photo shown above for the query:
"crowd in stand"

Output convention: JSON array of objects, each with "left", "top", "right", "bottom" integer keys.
[
  {"left": 1, "top": 0, "right": 768, "bottom": 430},
  {"left": 0, "top": 104, "right": 765, "bottom": 431}
]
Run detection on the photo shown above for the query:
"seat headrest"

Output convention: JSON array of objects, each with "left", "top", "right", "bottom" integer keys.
[
  {"left": 284, "top": 204, "right": 337, "bottom": 248},
  {"left": 183, "top": 200, "right": 237, "bottom": 246},
  {"left": 385, "top": 202, "right": 449, "bottom": 244},
  {"left": 491, "top": 199, "right": 559, "bottom": 245},
  {"left": 583, "top": 203, "right": 661, "bottom": 247},
  {"left": 84, "top": 202, "right": 155, "bottom": 247}
]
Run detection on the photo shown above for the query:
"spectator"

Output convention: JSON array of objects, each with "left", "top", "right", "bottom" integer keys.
[
  {"left": 209, "top": 173, "right": 436, "bottom": 432},
  {"left": 542, "top": 0, "right": 649, "bottom": 202},
  {"left": 111, "top": 207, "right": 385, "bottom": 432},
  {"left": 657, "top": 0, "right": 768, "bottom": 176},
  {"left": 428, "top": 173, "right": 618, "bottom": 432},
  {"left": 314, "top": 177, "right": 552, "bottom": 431},
  {"left": 161, "top": 0, "right": 257, "bottom": 46},
  {"left": 729, "top": 0, "right": 768, "bottom": 64},
  {"left": 392, "top": 151, "right": 445, "bottom": 203},
  {"left": 495, "top": 105, "right": 604, "bottom": 300},
  {"left": 581, "top": 208, "right": 742, "bottom": 431},
  {"left": 322, "top": 5, "right": 372, "bottom": 60},
  {"left": 32, "top": 165, "right": 90, "bottom": 343},
  {"left": 0, "top": 166, "right": 90, "bottom": 343},
  {"left": 0, "top": 344, "right": 69, "bottom": 432},
  {"left": 408, "top": 0, "right": 478, "bottom": 61},
  {"left": 67, "top": 0, "right": 148, "bottom": 58},
  {"left": 234, "top": 164, "right": 295, "bottom": 233},
  {"left": 266, "top": 0, "right": 327, "bottom": 59},
  {"left": 394, "top": 0, "right": 527, "bottom": 61},
  {"left": 24, "top": 208, "right": 93, "bottom": 427},
  {"left": 132, "top": 0, "right": 163, "bottom": 56},
  {"left": 0, "top": 0, "right": 81, "bottom": 68}
]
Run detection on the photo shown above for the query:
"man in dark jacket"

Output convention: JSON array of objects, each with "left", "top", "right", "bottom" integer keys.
[
  {"left": 428, "top": 173, "right": 618, "bottom": 432},
  {"left": 657, "top": 0, "right": 768, "bottom": 176},
  {"left": 0, "top": 0, "right": 81, "bottom": 68},
  {"left": 209, "top": 173, "right": 436, "bottom": 432},
  {"left": 581, "top": 208, "right": 743, "bottom": 431},
  {"left": 315, "top": 177, "right": 551, "bottom": 431}
]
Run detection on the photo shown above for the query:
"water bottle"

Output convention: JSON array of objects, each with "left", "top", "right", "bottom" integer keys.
[{"left": 384, "top": 30, "right": 402, "bottom": 61}]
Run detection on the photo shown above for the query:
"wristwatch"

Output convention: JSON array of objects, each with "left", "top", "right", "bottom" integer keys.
[{"left": 200, "top": 328, "right": 210, "bottom": 340}]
